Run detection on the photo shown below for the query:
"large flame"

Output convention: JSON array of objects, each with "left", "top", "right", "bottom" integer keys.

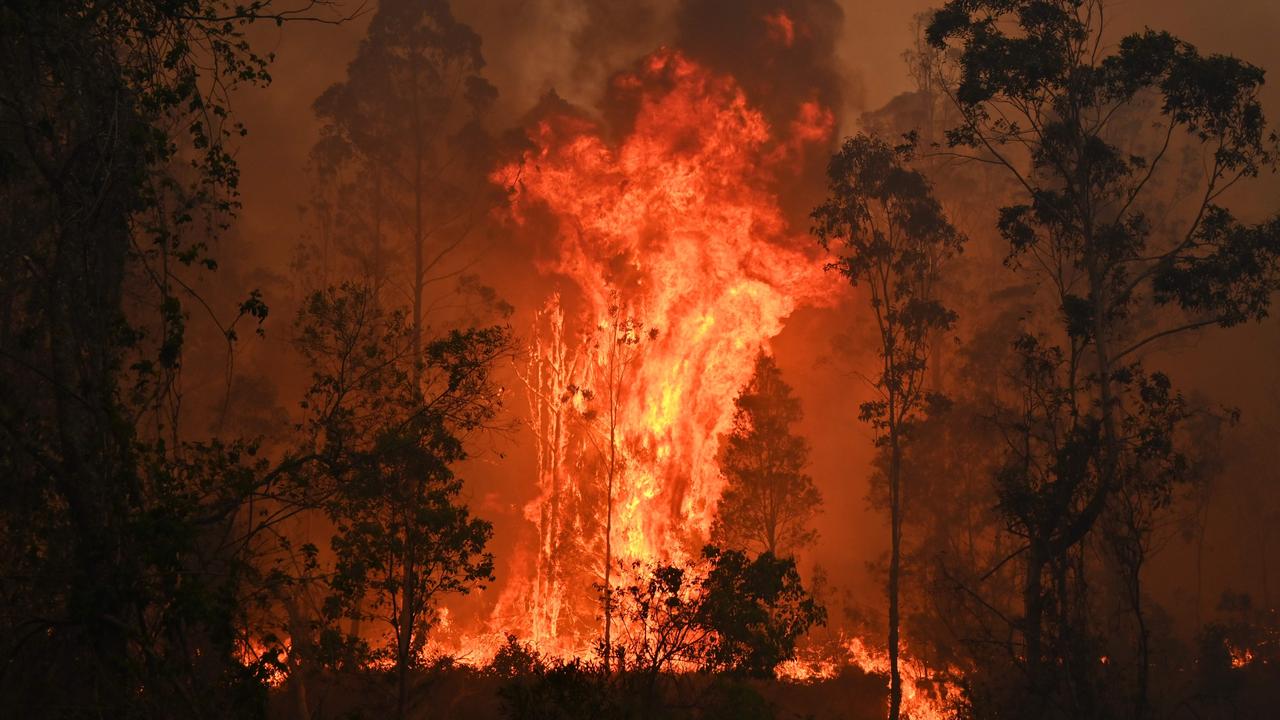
[{"left": 488, "top": 48, "right": 835, "bottom": 654}]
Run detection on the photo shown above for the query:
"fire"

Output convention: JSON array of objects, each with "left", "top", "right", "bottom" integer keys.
[
  {"left": 777, "top": 637, "right": 958, "bottom": 720},
  {"left": 1229, "top": 645, "right": 1256, "bottom": 669},
  {"left": 488, "top": 48, "right": 835, "bottom": 655},
  {"left": 764, "top": 11, "right": 797, "bottom": 47}
]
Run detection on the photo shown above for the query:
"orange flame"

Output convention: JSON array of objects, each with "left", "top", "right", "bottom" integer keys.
[
  {"left": 488, "top": 48, "right": 836, "bottom": 655},
  {"left": 764, "top": 11, "right": 798, "bottom": 47}
]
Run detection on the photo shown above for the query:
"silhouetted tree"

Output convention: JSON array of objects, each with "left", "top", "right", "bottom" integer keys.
[
  {"left": 607, "top": 546, "right": 825, "bottom": 689},
  {"left": 310, "top": 0, "right": 501, "bottom": 336},
  {"left": 0, "top": 2, "right": 345, "bottom": 716},
  {"left": 589, "top": 300, "right": 655, "bottom": 675},
  {"left": 928, "top": 2, "right": 1280, "bottom": 715},
  {"left": 292, "top": 283, "right": 510, "bottom": 719},
  {"left": 711, "top": 351, "right": 822, "bottom": 558},
  {"left": 812, "top": 133, "right": 964, "bottom": 720}
]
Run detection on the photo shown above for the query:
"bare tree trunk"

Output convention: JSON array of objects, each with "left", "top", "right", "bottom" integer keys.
[
  {"left": 284, "top": 594, "right": 313, "bottom": 720},
  {"left": 410, "top": 67, "right": 425, "bottom": 384},
  {"left": 602, "top": 321, "right": 619, "bottom": 675},
  {"left": 1132, "top": 576, "right": 1149, "bottom": 720},
  {"left": 603, "top": 432, "right": 614, "bottom": 674},
  {"left": 372, "top": 168, "right": 384, "bottom": 305},
  {"left": 398, "top": 578, "right": 415, "bottom": 720},
  {"left": 888, "top": 433, "right": 903, "bottom": 720},
  {"left": 1024, "top": 544, "right": 1046, "bottom": 709}
]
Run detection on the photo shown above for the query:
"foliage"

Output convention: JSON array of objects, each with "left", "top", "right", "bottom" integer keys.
[
  {"left": 291, "top": 283, "right": 510, "bottom": 716},
  {"left": 812, "top": 131, "right": 963, "bottom": 719},
  {"left": 925, "top": 1, "right": 1280, "bottom": 715},
  {"left": 488, "top": 634, "right": 547, "bottom": 679},
  {"left": 0, "top": 2, "right": 342, "bottom": 717},
  {"left": 812, "top": 134, "right": 963, "bottom": 435},
  {"left": 711, "top": 352, "right": 822, "bottom": 558},
  {"left": 608, "top": 546, "right": 826, "bottom": 680},
  {"left": 498, "top": 657, "right": 623, "bottom": 720},
  {"left": 306, "top": 0, "right": 504, "bottom": 322}
]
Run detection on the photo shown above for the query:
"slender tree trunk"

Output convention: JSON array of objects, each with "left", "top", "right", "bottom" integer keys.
[
  {"left": 1024, "top": 544, "right": 1046, "bottom": 709},
  {"left": 888, "top": 432, "right": 903, "bottom": 720},
  {"left": 412, "top": 149, "right": 424, "bottom": 382},
  {"left": 602, "top": 329, "right": 618, "bottom": 675},
  {"left": 1132, "top": 571, "right": 1149, "bottom": 720},
  {"left": 284, "top": 594, "right": 313, "bottom": 720},
  {"left": 603, "top": 433, "right": 614, "bottom": 674},
  {"left": 410, "top": 67, "right": 425, "bottom": 383},
  {"left": 373, "top": 168, "right": 384, "bottom": 304},
  {"left": 398, "top": 586, "right": 414, "bottom": 720}
]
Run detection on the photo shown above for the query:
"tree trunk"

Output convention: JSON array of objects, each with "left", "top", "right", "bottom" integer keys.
[
  {"left": 373, "top": 168, "right": 385, "bottom": 304},
  {"left": 284, "top": 594, "right": 313, "bottom": 720},
  {"left": 1023, "top": 544, "right": 1046, "bottom": 710},
  {"left": 412, "top": 146, "right": 424, "bottom": 383},
  {"left": 888, "top": 434, "right": 903, "bottom": 720},
  {"left": 398, "top": 560, "right": 416, "bottom": 720},
  {"left": 1133, "top": 578, "right": 1149, "bottom": 720},
  {"left": 603, "top": 336, "right": 618, "bottom": 675},
  {"left": 410, "top": 66, "right": 425, "bottom": 383}
]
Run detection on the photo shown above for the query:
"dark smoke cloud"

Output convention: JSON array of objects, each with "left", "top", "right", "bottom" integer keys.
[{"left": 676, "top": 0, "right": 846, "bottom": 125}]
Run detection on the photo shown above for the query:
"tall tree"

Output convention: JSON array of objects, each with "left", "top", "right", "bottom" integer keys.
[
  {"left": 710, "top": 351, "right": 822, "bottom": 559},
  {"left": 588, "top": 300, "right": 655, "bottom": 675},
  {"left": 293, "top": 283, "right": 510, "bottom": 719},
  {"left": 0, "top": 2, "right": 344, "bottom": 716},
  {"left": 927, "top": 1, "right": 1280, "bottom": 714},
  {"left": 931, "top": 1, "right": 1280, "bottom": 712},
  {"left": 812, "top": 134, "right": 964, "bottom": 720},
  {"left": 311, "top": 0, "right": 498, "bottom": 342}
]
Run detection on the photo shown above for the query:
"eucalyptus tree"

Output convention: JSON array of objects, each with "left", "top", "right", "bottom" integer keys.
[
  {"left": 0, "top": 2, "right": 352, "bottom": 715},
  {"left": 293, "top": 283, "right": 510, "bottom": 719},
  {"left": 311, "top": 0, "right": 499, "bottom": 354},
  {"left": 927, "top": 1, "right": 1280, "bottom": 714},
  {"left": 812, "top": 134, "right": 964, "bottom": 720}
]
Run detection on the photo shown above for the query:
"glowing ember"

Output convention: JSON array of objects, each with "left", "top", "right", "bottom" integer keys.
[
  {"left": 1230, "top": 645, "right": 1256, "bottom": 669},
  {"left": 488, "top": 48, "right": 835, "bottom": 655}
]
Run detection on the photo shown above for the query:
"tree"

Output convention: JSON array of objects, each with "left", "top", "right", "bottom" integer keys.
[
  {"left": 926, "top": 2, "right": 1280, "bottom": 714},
  {"left": 607, "top": 546, "right": 825, "bottom": 686},
  {"left": 711, "top": 351, "right": 822, "bottom": 558},
  {"left": 589, "top": 300, "right": 655, "bottom": 675},
  {"left": 697, "top": 547, "right": 828, "bottom": 677},
  {"left": 812, "top": 134, "right": 964, "bottom": 720},
  {"left": 311, "top": 0, "right": 499, "bottom": 345},
  {"left": 292, "top": 284, "right": 510, "bottom": 719},
  {"left": 0, "top": 2, "right": 344, "bottom": 716}
]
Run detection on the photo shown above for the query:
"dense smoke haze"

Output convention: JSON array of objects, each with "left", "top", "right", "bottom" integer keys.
[{"left": 4, "top": 1, "right": 1280, "bottom": 718}]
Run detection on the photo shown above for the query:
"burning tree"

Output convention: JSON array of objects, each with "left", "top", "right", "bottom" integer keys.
[
  {"left": 491, "top": 48, "right": 834, "bottom": 656},
  {"left": 589, "top": 301, "right": 657, "bottom": 674},
  {"left": 812, "top": 134, "right": 964, "bottom": 720},
  {"left": 711, "top": 351, "right": 822, "bottom": 558}
]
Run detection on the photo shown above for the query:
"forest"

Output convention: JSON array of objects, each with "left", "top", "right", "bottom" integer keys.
[{"left": 3, "top": 1, "right": 1280, "bottom": 719}]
